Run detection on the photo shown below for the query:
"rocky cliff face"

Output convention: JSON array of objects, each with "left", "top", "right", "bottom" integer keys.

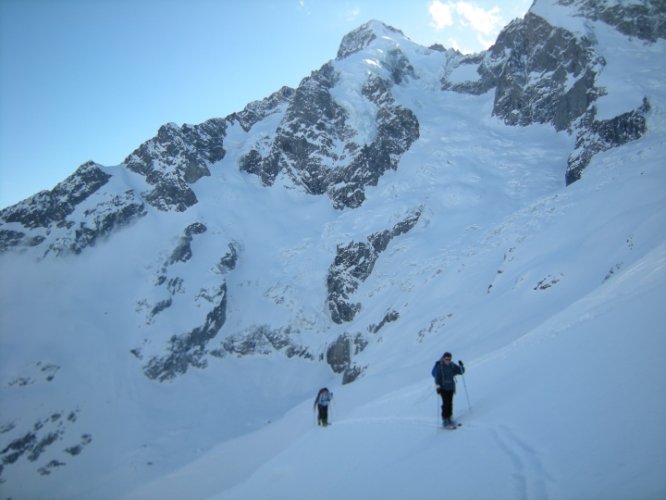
[
  {"left": 1, "top": 3, "right": 664, "bottom": 489},
  {"left": 0, "top": 1, "right": 663, "bottom": 382},
  {"left": 327, "top": 209, "right": 422, "bottom": 324},
  {"left": 443, "top": 12, "right": 603, "bottom": 131},
  {"left": 561, "top": 0, "right": 666, "bottom": 42},
  {"left": 4, "top": 4, "right": 662, "bottom": 255},
  {"left": 441, "top": 0, "right": 663, "bottom": 185},
  {"left": 0, "top": 161, "right": 146, "bottom": 255},
  {"left": 124, "top": 119, "right": 228, "bottom": 212},
  {"left": 239, "top": 59, "right": 420, "bottom": 209}
]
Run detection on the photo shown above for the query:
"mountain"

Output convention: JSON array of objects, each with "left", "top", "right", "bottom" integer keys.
[{"left": 1, "top": 0, "right": 665, "bottom": 498}]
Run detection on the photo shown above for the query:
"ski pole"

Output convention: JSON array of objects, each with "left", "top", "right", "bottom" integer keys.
[
  {"left": 460, "top": 371, "right": 471, "bottom": 413},
  {"left": 329, "top": 397, "right": 333, "bottom": 424}
]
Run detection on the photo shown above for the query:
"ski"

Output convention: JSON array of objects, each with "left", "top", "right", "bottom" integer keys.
[{"left": 442, "top": 423, "right": 462, "bottom": 430}]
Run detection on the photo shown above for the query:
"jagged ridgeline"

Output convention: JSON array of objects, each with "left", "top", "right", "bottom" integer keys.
[
  {"left": 0, "top": 0, "right": 664, "bottom": 494},
  {"left": 0, "top": 1, "right": 661, "bottom": 380}
]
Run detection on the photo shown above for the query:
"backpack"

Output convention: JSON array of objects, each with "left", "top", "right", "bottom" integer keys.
[{"left": 317, "top": 388, "right": 332, "bottom": 406}]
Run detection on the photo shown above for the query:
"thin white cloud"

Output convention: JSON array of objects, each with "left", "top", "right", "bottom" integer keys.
[
  {"left": 429, "top": 0, "right": 454, "bottom": 30},
  {"left": 454, "top": 2, "right": 503, "bottom": 36},
  {"left": 428, "top": 1, "right": 506, "bottom": 51}
]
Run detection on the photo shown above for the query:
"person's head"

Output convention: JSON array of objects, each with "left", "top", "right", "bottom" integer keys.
[{"left": 442, "top": 352, "right": 452, "bottom": 363}]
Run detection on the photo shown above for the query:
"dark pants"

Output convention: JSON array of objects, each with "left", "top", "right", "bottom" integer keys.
[
  {"left": 439, "top": 390, "right": 455, "bottom": 420},
  {"left": 317, "top": 404, "right": 329, "bottom": 425}
]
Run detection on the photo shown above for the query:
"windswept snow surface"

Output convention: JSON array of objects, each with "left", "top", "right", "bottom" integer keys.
[
  {"left": 123, "top": 128, "right": 666, "bottom": 500},
  {"left": 1, "top": 6, "right": 666, "bottom": 500},
  {"left": 128, "top": 27, "right": 666, "bottom": 500}
]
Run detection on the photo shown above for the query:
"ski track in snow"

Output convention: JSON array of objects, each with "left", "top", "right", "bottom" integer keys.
[
  {"left": 2, "top": 4, "right": 666, "bottom": 500},
  {"left": 489, "top": 424, "right": 552, "bottom": 500}
]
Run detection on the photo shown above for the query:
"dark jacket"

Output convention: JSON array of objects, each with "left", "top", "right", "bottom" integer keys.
[
  {"left": 314, "top": 389, "right": 332, "bottom": 408},
  {"left": 431, "top": 360, "right": 464, "bottom": 392}
]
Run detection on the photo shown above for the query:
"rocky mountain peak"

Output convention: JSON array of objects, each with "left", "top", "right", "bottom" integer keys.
[
  {"left": 123, "top": 117, "right": 228, "bottom": 212},
  {"left": 545, "top": 0, "right": 666, "bottom": 42},
  {"left": 1, "top": 1, "right": 663, "bottom": 259},
  {"left": 336, "top": 20, "right": 408, "bottom": 60},
  {"left": 1, "top": 4, "right": 665, "bottom": 494}
]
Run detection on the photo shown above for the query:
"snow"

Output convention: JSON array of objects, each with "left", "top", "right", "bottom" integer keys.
[
  {"left": 530, "top": 0, "right": 592, "bottom": 36},
  {"left": 127, "top": 139, "right": 666, "bottom": 500},
  {"left": 594, "top": 31, "right": 666, "bottom": 120},
  {"left": 446, "top": 60, "right": 482, "bottom": 84},
  {"left": 1, "top": 3, "right": 666, "bottom": 499}
]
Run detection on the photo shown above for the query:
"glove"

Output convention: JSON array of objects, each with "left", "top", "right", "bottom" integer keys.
[
  {"left": 459, "top": 360, "right": 464, "bottom": 368},
  {"left": 436, "top": 385, "right": 442, "bottom": 395}
]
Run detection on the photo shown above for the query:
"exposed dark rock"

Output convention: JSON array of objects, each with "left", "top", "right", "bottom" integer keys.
[
  {"left": 7, "top": 362, "right": 61, "bottom": 387},
  {"left": 230, "top": 86, "right": 296, "bottom": 132},
  {"left": 0, "top": 228, "right": 33, "bottom": 253},
  {"left": 150, "top": 298, "right": 173, "bottom": 317},
  {"left": 326, "top": 334, "right": 353, "bottom": 373},
  {"left": 240, "top": 62, "right": 355, "bottom": 190},
  {"left": 0, "top": 167, "right": 145, "bottom": 255},
  {"left": 328, "top": 210, "right": 421, "bottom": 323},
  {"left": 325, "top": 333, "right": 368, "bottom": 383},
  {"left": 336, "top": 21, "right": 406, "bottom": 60},
  {"left": 369, "top": 310, "right": 400, "bottom": 334},
  {"left": 240, "top": 64, "right": 419, "bottom": 209},
  {"left": 124, "top": 118, "right": 228, "bottom": 211},
  {"left": 442, "top": 8, "right": 657, "bottom": 182},
  {"left": 213, "top": 325, "right": 313, "bottom": 359},
  {"left": 0, "top": 409, "right": 85, "bottom": 482},
  {"left": 64, "top": 434, "right": 92, "bottom": 457},
  {"left": 217, "top": 242, "right": 238, "bottom": 273},
  {"left": 46, "top": 191, "right": 146, "bottom": 256},
  {"left": 38, "top": 459, "right": 66, "bottom": 476},
  {"left": 0, "top": 423, "right": 16, "bottom": 434},
  {"left": 139, "top": 223, "right": 219, "bottom": 324},
  {"left": 0, "top": 161, "right": 111, "bottom": 229},
  {"left": 566, "top": 98, "right": 650, "bottom": 184},
  {"left": 342, "top": 364, "right": 365, "bottom": 384},
  {"left": 144, "top": 284, "right": 228, "bottom": 381},
  {"left": 168, "top": 222, "right": 208, "bottom": 264},
  {"left": 492, "top": 13, "right": 604, "bottom": 131},
  {"left": 143, "top": 178, "right": 197, "bottom": 212},
  {"left": 384, "top": 48, "right": 417, "bottom": 85},
  {"left": 1, "top": 431, "right": 37, "bottom": 464},
  {"left": 534, "top": 274, "right": 563, "bottom": 290},
  {"left": 327, "top": 77, "right": 420, "bottom": 209},
  {"left": 28, "top": 432, "right": 60, "bottom": 462},
  {"left": 41, "top": 363, "right": 60, "bottom": 382},
  {"left": 65, "top": 445, "right": 83, "bottom": 456},
  {"left": 560, "top": 0, "right": 666, "bottom": 42},
  {"left": 444, "top": 13, "right": 605, "bottom": 131}
]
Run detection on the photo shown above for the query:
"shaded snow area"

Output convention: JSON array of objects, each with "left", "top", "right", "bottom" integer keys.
[{"left": 1, "top": 2, "right": 665, "bottom": 499}]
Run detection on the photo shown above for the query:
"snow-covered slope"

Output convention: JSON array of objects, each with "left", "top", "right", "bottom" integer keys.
[
  {"left": 122, "top": 129, "right": 666, "bottom": 500},
  {"left": 1, "top": 0, "right": 665, "bottom": 498}
]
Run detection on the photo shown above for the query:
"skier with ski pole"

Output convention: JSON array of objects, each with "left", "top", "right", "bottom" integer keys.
[
  {"left": 313, "top": 387, "right": 333, "bottom": 426},
  {"left": 431, "top": 352, "right": 465, "bottom": 429}
]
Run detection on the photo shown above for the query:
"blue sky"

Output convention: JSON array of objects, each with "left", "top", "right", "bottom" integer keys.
[{"left": 0, "top": 0, "right": 531, "bottom": 208}]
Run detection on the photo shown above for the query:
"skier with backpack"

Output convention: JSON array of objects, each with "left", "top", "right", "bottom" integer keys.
[
  {"left": 314, "top": 387, "right": 333, "bottom": 426},
  {"left": 431, "top": 352, "right": 465, "bottom": 428}
]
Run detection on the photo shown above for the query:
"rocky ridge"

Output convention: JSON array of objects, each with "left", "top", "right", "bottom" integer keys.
[
  {"left": 441, "top": 3, "right": 662, "bottom": 185},
  {"left": 1, "top": 1, "right": 664, "bottom": 489},
  {"left": 0, "top": 5, "right": 662, "bottom": 379}
]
